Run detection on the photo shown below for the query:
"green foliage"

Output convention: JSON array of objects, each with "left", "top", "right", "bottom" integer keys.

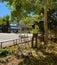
[
  {"left": 22, "top": 14, "right": 41, "bottom": 25},
  {"left": 1, "top": 0, "right": 57, "bottom": 21},
  {"left": 47, "top": 9, "right": 57, "bottom": 32},
  {"left": 1, "top": 0, "right": 57, "bottom": 38},
  {"left": 0, "top": 48, "right": 15, "bottom": 57},
  {"left": 22, "top": 16, "right": 32, "bottom": 25},
  {"left": 0, "top": 15, "right": 10, "bottom": 32},
  {"left": 0, "top": 18, "right": 3, "bottom": 24}
]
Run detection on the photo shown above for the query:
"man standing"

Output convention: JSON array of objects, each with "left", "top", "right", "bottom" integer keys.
[{"left": 31, "top": 20, "right": 39, "bottom": 48}]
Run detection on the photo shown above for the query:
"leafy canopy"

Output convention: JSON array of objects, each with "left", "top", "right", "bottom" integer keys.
[{"left": 1, "top": 0, "right": 57, "bottom": 21}]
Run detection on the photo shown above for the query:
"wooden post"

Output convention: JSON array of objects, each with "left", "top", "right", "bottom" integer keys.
[
  {"left": 13, "top": 40, "right": 15, "bottom": 45},
  {"left": 16, "top": 39, "right": 17, "bottom": 44},
  {"left": 1, "top": 42, "right": 2, "bottom": 48}
]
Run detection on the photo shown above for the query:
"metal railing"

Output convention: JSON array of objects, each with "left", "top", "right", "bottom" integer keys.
[
  {"left": 0, "top": 34, "right": 32, "bottom": 48},
  {"left": 0, "top": 39, "right": 19, "bottom": 48}
]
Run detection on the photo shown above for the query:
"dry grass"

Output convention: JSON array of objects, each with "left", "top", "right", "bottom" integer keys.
[{"left": 0, "top": 41, "right": 57, "bottom": 65}]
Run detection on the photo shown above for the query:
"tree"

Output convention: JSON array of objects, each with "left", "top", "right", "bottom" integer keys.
[
  {"left": 0, "top": 18, "right": 3, "bottom": 24},
  {"left": 1, "top": 15, "right": 10, "bottom": 32},
  {"left": 1, "top": 0, "right": 57, "bottom": 43},
  {"left": 5, "top": 15, "right": 10, "bottom": 32},
  {"left": 48, "top": 10, "right": 57, "bottom": 37},
  {"left": 43, "top": 0, "right": 57, "bottom": 43},
  {"left": 22, "top": 14, "right": 41, "bottom": 25}
]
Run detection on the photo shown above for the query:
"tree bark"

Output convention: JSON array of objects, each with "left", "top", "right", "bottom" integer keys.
[{"left": 44, "top": 6, "right": 48, "bottom": 44}]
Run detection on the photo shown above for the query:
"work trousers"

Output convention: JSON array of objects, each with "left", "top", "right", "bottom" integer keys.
[{"left": 31, "top": 34, "right": 38, "bottom": 48}]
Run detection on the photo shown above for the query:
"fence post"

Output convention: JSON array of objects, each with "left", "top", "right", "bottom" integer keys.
[
  {"left": 16, "top": 39, "right": 17, "bottom": 44},
  {"left": 13, "top": 40, "right": 15, "bottom": 45},
  {"left": 1, "top": 42, "right": 2, "bottom": 48}
]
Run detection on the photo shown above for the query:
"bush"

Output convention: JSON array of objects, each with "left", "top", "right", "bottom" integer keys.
[{"left": 0, "top": 48, "right": 13, "bottom": 57}]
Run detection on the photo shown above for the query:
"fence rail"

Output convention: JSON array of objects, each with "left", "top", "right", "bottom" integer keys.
[
  {"left": 0, "top": 35, "right": 31, "bottom": 48},
  {"left": 0, "top": 39, "right": 19, "bottom": 48}
]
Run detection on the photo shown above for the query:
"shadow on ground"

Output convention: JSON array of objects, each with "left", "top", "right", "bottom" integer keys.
[{"left": 18, "top": 47, "right": 57, "bottom": 65}]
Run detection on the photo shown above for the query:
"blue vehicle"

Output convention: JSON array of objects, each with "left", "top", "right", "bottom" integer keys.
[{"left": 10, "top": 22, "right": 19, "bottom": 33}]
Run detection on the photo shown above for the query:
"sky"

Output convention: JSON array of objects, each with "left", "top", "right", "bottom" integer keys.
[
  {"left": 0, "top": 2, "right": 11, "bottom": 17},
  {"left": 0, "top": 2, "right": 33, "bottom": 18}
]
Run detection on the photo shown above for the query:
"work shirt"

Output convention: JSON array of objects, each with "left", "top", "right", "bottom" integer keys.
[{"left": 31, "top": 24, "right": 39, "bottom": 34}]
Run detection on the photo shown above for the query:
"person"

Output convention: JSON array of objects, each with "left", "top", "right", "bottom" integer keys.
[{"left": 31, "top": 20, "right": 39, "bottom": 48}]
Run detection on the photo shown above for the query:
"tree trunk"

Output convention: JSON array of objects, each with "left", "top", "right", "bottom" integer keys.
[{"left": 44, "top": 6, "right": 48, "bottom": 44}]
